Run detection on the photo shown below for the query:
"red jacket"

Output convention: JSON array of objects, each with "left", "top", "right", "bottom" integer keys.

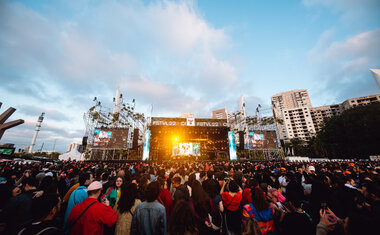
[
  {"left": 158, "top": 188, "right": 173, "bottom": 221},
  {"left": 67, "top": 198, "right": 117, "bottom": 235},
  {"left": 222, "top": 192, "right": 242, "bottom": 211}
]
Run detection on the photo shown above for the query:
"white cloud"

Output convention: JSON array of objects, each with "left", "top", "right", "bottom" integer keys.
[
  {"left": 0, "top": 0, "right": 240, "bottom": 150},
  {"left": 308, "top": 28, "right": 380, "bottom": 103},
  {"left": 302, "top": 0, "right": 380, "bottom": 24}
]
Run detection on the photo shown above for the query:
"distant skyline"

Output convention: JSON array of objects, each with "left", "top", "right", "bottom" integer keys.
[{"left": 1, "top": 0, "right": 379, "bottom": 152}]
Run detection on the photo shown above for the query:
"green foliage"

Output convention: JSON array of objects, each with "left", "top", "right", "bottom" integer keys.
[{"left": 307, "top": 103, "right": 380, "bottom": 159}]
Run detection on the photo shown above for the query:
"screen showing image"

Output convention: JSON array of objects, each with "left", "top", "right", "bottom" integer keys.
[
  {"left": 172, "top": 143, "right": 200, "bottom": 156},
  {"left": 228, "top": 131, "right": 237, "bottom": 160},
  {"left": 142, "top": 130, "right": 151, "bottom": 161},
  {"left": 93, "top": 129, "right": 114, "bottom": 147}
]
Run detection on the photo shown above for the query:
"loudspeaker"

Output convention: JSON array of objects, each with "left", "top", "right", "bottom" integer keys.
[
  {"left": 132, "top": 129, "right": 139, "bottom": 150},
  {"left": 82, "top": 136, "right": 88, "bottom": 152},
  {"left": 238, "top": 131, "right": 244, "bottom": 150}
]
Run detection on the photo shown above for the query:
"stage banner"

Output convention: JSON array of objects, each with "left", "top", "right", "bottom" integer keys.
[
  {"left": 142, "top": 130, "right": 151, "bottom": 161},
  {"left": 187, "top": 117, "right": 195, "bottom": 126},
  {"left": 228, "top": 131, "right": 237, "bottom": 160}
]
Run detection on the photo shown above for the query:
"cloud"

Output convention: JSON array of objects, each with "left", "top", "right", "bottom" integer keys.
[
  {"left": 0, "top": 0, "right": 238, "bottom": 115},
  {"left": 18, "top": 105, "right": 70, "bottom": 122},
  {"left": 0, "top": 0, "right": 242, "bottom": 150},
  {"left": 1, "top": 119, "right": 82, "bottom": 152},
  {"left": 308, "top": 28, "right": 380, "bottom": 102},
  {"left": 302, "top": 0, "right": 380, "bottom": 24}
]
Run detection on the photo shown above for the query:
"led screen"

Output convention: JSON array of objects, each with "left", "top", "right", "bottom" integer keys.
[
  {"left": 93, "top": 128, "right": 128, "bottom": 148},
  {"left": 228, "top": 131, "right": 237, "bottom": 160},
  {"left": 142, "top": 130, "right": 151, "bottom": 161},
  {"left": 172, "top": 143, "right": 200, "bottom": 156}
]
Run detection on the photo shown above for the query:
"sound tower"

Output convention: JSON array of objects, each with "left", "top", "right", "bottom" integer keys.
[
  {"left": 132, "top": 128, "right": 139, "bottom": 150},
  {"left": 81, "top": 136, "right": 88, "bottom": 153},
  {"left": 238, "top": 131, "right": 244, "bottom": 151}
]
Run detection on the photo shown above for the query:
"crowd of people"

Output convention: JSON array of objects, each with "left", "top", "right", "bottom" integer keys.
[{"left": 0, "top": 159, "right": 379, "bottom": 235}]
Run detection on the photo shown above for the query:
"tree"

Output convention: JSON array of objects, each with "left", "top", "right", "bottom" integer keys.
[{"left": 308, "top": 103, "right": 380, "bottom": 159}]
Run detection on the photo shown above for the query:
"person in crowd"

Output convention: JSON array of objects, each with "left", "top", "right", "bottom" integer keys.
[
  {"left": 131, "top": 181, "right": 166, "bottom": 235},
  {"left": 17, "top": 194, "right": 63, "bottom": 235},
  {"left": 0, "top": 176, "right": 38, "bottom": 234},
  {"left": 157, "top": 177, "right": 173, "bottom": 221},
  {"left": 63, "top": 172, "right": 93, "bottom": 232},
  {"left": 278, "top": 169, "right": 288, "bottom": 195},
  {"left": 168, "top": 200, "right": 198, "bottom": 235},
  {"left": 104, "top": 176, "right": 124, "bottom": 209},
  {"left": 202, "top": 173, "right": 223, "bottom": 234},
  {"left": 190, "top": 180, "right": 211, "bottom": 234},
  {"left": 364, "top": 182, "right": 380, "bottom": 216},
  {"left": 173, "top": 184, "right": 190, "bottom": 206},
  {"left": 67, "top": 181, "right": 117, "bottom": 235},
  {"left": 242, "top": 217, "right": 261, "bottom": 235},
  {"left": 220, "top": 180, "right": 242, "bottom": 235},
  {"left": 2, "top": 158, "right": 380, "bottom": 235},
  {"left": 280, "top": 190, "right": 313, "bottom": 235},
  {"left": 242, "top": 186, "right": 276, "bottom": 235},
  {"left": 115, "top": 183, "right": 141, "bottom": 235},
  {"left": 137, "top": 176, "right": 149, "bottom": 202},
  {"left": 100, "top": 171, "right": 111, "bottom": 195},
  {"left": 170, "top": 176, "right": 181, "bottom": 198}
]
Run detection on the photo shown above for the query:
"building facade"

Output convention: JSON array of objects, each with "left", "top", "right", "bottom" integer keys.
[
  {"left": 67, "top": 143, "right": 80, "bottom": 152},
  {"left": 310, "top": 104, "right": 342, "bottom": 132},
  {"left": 271, "top": 89, "right": 312, "bottom": 141},
  {"left": 211, "top": 108, "right": 227, "bottom": 119},
  {"left": 272, "top": 90, "right": 380, "bottom": 143}
]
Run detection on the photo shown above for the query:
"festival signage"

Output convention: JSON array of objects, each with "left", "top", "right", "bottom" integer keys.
[
  {"left": 0, "top": 148, "right": 14, "bottom": 155},
  {"left": 151, "top": 117, "right": 227, "bottom": 127},
  {"left": 187, "top": 117, "right": 195, "bottom": 126}
]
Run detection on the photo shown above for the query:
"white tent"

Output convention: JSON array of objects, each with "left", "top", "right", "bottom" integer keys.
[
  {"left": 370, "top": 69, "right": 380, "bottom": 89},
  {"left": 59, "top": 149, "right": 83, "bottom": 161}
]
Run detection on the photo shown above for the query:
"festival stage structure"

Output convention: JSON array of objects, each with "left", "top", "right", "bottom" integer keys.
[
  {"left": 232, "top": 102, "right": 284, "bottom": 160},
  {"left": 83, "top": 89, "right": 146, "bottom": 160},
  {"left": 83, "top": 92, "right": 283, "bottom": 161},
  {"left": 147, "top": 117, "right": 229, "bottom": 160}
]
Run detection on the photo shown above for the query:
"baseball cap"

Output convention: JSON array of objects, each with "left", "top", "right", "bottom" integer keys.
[
  {"left": 88, "top": 181, "right": 102, "bottom": 191},
  {"left": 309, "top": 166, "right": 315, "bottom": 172}
]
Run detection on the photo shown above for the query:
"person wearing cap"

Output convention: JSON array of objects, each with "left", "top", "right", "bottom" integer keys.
[
  {"left": 67, "top": 181, "right": 117, "bottom": 235},
  {"left": 63, "top": 172, "right": 93, "bottom": 233}
]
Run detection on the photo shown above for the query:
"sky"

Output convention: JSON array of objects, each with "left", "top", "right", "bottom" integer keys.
[{"left": 1, "top": 0, "right": 379, "bottom": 153}]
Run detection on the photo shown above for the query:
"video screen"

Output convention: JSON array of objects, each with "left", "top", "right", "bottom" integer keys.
[
  {"left": 228, "top": 131, "right": 237, "bottom": 160},
  {"left": 172, "top": 143, "right": 200, "bottom": 156},
  {"left": 142, "top": 130, "right": 151, "bottom": 161},
  {"left": 93, "top": 128, "right": 128, "bottom": 148},
  {"left": 249, "top": 131, "right": 277, "bottom": 149},
  {"left": 94, "top": 129, "right": 112, "bottom": 146}
]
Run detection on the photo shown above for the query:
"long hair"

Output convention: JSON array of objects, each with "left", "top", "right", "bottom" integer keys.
[
  {"left": 112, "top": 176, "right": 124, "bottom": 189},
  {"left": 169, "top": 200, "right": 198, "bottom": 235},
  {"left": 117, "top": 183, "right": 138, "bottom": 213},
  {"left": 191, "top": 180, "right": 210, "bottom": 218},
  {"left": 242, "top": 217, "right": 261, "bottom": 235},
  {"left": 251, "top": 187, "right": 269, "bottom": 211}
]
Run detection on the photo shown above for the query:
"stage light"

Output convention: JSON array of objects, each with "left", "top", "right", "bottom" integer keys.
[{"left": 174, "top": 137, "right": 178, "bottom": 142}]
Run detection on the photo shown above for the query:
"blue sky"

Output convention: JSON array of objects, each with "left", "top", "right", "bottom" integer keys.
[{"left": 1, "top": 0, "right": 379, "bottom": 152}]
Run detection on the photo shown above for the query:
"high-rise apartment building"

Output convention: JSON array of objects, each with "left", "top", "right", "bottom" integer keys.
[
  {"left": 271, "top": 90, "right": 313, "bottom": 141},
  {"left": 67, "top": 143, "right": 80, "bottom": 152},
  {"left": 272, "top": 90, "right": 380, "bottom": 143},
  {"left": 341, "top": 94, "right": 380, "bottom": 110},
  {"left": 310, "top": 104, "right": 342, "bottom": 132},
  {"left": 211, "top": 108, "right": 227, "bottom": 119}
]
